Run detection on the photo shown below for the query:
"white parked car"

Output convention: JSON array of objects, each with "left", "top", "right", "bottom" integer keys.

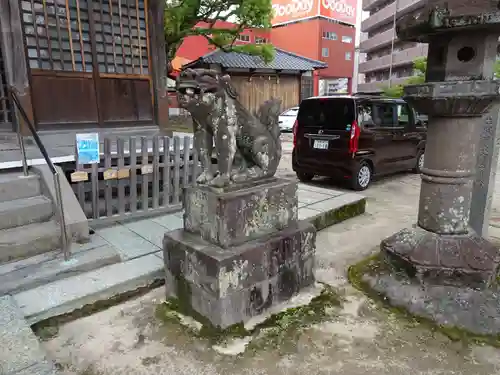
[{"left": 278, "top": 107, "right": 299, "bottom": 132}]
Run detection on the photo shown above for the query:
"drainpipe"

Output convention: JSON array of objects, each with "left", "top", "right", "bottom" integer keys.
[{"left": 388, "top": 0, "right": 399, "bottom": 88}]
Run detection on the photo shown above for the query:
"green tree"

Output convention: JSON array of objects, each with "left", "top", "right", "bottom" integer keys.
[
  {"left": 495, "top": 60, "right": 500, "bottom": 79},
  {"left": 164, "top": 0, "right": 275, "bottom": 71},
  {"left": 381, "top": 57, "right": 427, "bottom": 98}
]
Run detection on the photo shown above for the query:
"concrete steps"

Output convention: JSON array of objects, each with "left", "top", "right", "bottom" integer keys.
[
  {"left": 0, "top": 238, "right": 122, "bottom": 296},
  {"left": 0, "top": 170, "right": 124, "bottom": 298},
  {"left": 0, "top": 172, "right": 60, "bottom": 264},
  {"left": 0, "top": 220, "right": 62, "bottom": 264},
  {"left": 0, "top": 195, "right": 53, "bottom": 230},
  {"left": 0, "top": 172, "right": 41, "bottom": 202}
]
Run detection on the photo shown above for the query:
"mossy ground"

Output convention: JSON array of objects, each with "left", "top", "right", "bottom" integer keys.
[
  {"left": 33, "top": 279, "right": 165, "bottom": 341},
  {"left": 347, "top": 253, "right": 500, "bottom": 348},
  {"left": 155, "top": 283, "right": 343, "bottom": 352}
]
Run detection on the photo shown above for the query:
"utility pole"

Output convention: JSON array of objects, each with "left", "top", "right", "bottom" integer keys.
[{"left": 387, "top": 0, "right": 399, "bottom": 88}]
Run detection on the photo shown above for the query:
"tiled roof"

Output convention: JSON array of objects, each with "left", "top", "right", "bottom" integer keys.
[{"left": 186, "top": 48, "right": 327, "bottom": 71}]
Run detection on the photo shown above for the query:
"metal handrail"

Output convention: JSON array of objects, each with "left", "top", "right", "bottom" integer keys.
[{"left": 8, "top": 87, "right": 70, "bottom": 261}]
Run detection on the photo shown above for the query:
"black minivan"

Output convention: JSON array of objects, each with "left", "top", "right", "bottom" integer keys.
[{"left": 292, "top": 95, "right": 427, "bottom": 191}]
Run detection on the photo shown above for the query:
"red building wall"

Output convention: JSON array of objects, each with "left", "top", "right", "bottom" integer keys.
[
  {"left": 318, "top": 20, "right": 355, "bottom": 79},
  {"left": 175, "top": 20, "right": 271, "bottom": 62},
  {"left": 271, "top": 18, "right": 355, "bottom": 93},
  {"left": 270, "top": 19, "right": 321, "bottom": 62}
]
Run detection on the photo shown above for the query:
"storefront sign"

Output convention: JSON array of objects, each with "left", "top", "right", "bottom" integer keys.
[
  {"left": 271, "top": 0, "right": 357, "bottom": 26},
  {"left": 271, "top": 0, "right": 317, "bottom": 26}
]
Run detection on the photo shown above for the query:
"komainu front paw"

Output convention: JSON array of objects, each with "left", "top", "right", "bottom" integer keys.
[
  {"left": 231, "top": 171, "right": 248, "bottom": 183},
  {"left": 208, "top": 174, "right": 230, "bottom": 188},
  {"left": 196, "top": 171, "right": 215, "bottom": 184}
]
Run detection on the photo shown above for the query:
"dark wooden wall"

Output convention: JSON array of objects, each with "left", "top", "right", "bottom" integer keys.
[{"left": 20, "top": 0, "right": 154, "bottom": 129}]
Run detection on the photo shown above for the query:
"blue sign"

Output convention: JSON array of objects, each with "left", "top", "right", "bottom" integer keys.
[{"left": 76, "top": 133, "right": 100, "bottom": 164}]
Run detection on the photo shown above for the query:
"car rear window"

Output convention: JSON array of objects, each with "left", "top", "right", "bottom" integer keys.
[{"left": 297, "top": 98, "right": 355, "bottom": 130}]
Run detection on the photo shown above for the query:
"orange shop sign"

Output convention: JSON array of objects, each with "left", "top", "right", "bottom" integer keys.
[
  {"left": 271, "top": 0, "right": 318, "bottom": 26},
  {"left": 319, "top": 0, "right": 357, "bottom": 25}
]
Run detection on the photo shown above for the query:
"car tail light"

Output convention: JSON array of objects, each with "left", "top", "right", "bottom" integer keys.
[
  {"left": 293, "top": 120, "right": 298, "bottom": 147},
  {"left": 349, "top": 120, "right": 360, "bottom": 155}
]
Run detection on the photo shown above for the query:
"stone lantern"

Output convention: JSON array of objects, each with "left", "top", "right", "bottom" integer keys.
[{"left": 381, "top": 2, "right": 500, "bottom": 288}]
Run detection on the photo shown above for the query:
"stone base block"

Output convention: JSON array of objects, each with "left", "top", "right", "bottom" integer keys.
[
  {"left": 363, "top": 271, "right": 500, "bottom": 336},
  {"left": 163, "top": 221, "right": 316, "bottom": 328},
  {"left": 381, "top": 226, "right": 500, "bottom": 289},
  {"left": 183, "top": 178, "right": 298, "bottom": 248}
]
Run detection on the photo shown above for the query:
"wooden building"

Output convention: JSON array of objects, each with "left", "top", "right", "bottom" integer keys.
[
  {"left": 183, "top": 48, "right": 326, "bottom": 114},
  {"left": 0, "top": 0, "right": 168, "bottom": 133}
]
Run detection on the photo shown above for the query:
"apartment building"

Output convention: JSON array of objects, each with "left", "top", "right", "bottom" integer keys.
[{"left": 357, "top": 0, "right": 427, "bottom": 93}]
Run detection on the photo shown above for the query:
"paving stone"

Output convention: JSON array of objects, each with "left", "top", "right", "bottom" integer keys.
[
  {"left": 298, "top": 183, "right": 345, "bottom": 197},
  {"left": 298, "top": 207, "right": 322, "bottom": 220},
  {"left": 297, "top": 190, "right": 332, "bottom": 205},
  {"left": 0, "top": 296, "right": 49, "bottom": 375},
  {"left": 96, "top": 224, "right": 160, "bottom": 260},
  {"left": 122, "top": 218, "right": 168, "bottom": 248},
  {"left": 13, "top": 254, "right": 164, "bottom": 324},
  {"left": 307, "top": 193, "right": 365, "bottom": 212},
  {"left": 151, "top": 214, "right": 184, "bottom": 230}
]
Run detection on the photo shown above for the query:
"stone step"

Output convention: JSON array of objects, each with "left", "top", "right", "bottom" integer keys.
[
  {"left": 13, "top": 253, "right": 164, "bottom": 324},
  {"left": 0, "top": 295, "right": 58, "bottom": 375},
  {"left": 0, "top": 221, "right": 61, "bottom": 264},
  {"left": 0, "top": 172, "right": 41, "bottom": 203},
  {"left": 0, "top": 243, "right": 121, "bottom": 296},
  {"left": 0, "top": 196, "right": 53, "bottom": 231}
]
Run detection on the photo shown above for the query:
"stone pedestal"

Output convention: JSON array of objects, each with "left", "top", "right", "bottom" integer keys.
[
  {"left": 183, "top": 178, "right": 298, "bottom": 248},
  {"left": 163, "top": 178, "right": 316, "bottom": 328}
]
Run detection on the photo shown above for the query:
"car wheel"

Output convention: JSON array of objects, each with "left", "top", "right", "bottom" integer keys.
[
  {"left": 413, "top": 151, "right": 424, "bottom": 173},
  {"left": 352, "top": 162, "right": 372, "bottom": 191},
  {"left": 297, "top": 172, "right": 314, "bottom": 182}
]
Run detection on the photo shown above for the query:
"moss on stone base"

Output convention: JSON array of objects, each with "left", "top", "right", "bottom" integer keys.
[
  {"left": 155, "top": 283, "right": 343, "bottom": 348},
  {"left": 312, "top": 198, "right": 366, "bottom": 231},
  {"left": 250, "top": 284, "right": 342, "bottom": 350},
  {"left": 347, "top": 253, "right": 500, "bottom": 347}
]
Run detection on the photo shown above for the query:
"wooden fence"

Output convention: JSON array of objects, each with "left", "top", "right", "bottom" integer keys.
[{"left": 70, "top": 135, "right": 198, "bottom": 226}]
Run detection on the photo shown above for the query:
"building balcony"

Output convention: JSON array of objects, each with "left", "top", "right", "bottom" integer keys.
[
  {"left": 359, "top": 28, "right": 395, "bottom": 53},
  {"left": 361, "top": 0, "right": 425, "bottom": 33},
  {"left": 357, "top": 76, "right": 413, "bottom": 93},
  {"left": 362, "top": 0, "right": 387, "bottom": 12},
  {"left": 358, "top": 44, "right": 428, "bottom": 74}
]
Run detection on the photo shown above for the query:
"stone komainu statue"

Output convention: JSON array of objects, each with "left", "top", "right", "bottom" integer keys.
[{"left": 176, "top": 68, "right": 282, "bottom": 188}]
